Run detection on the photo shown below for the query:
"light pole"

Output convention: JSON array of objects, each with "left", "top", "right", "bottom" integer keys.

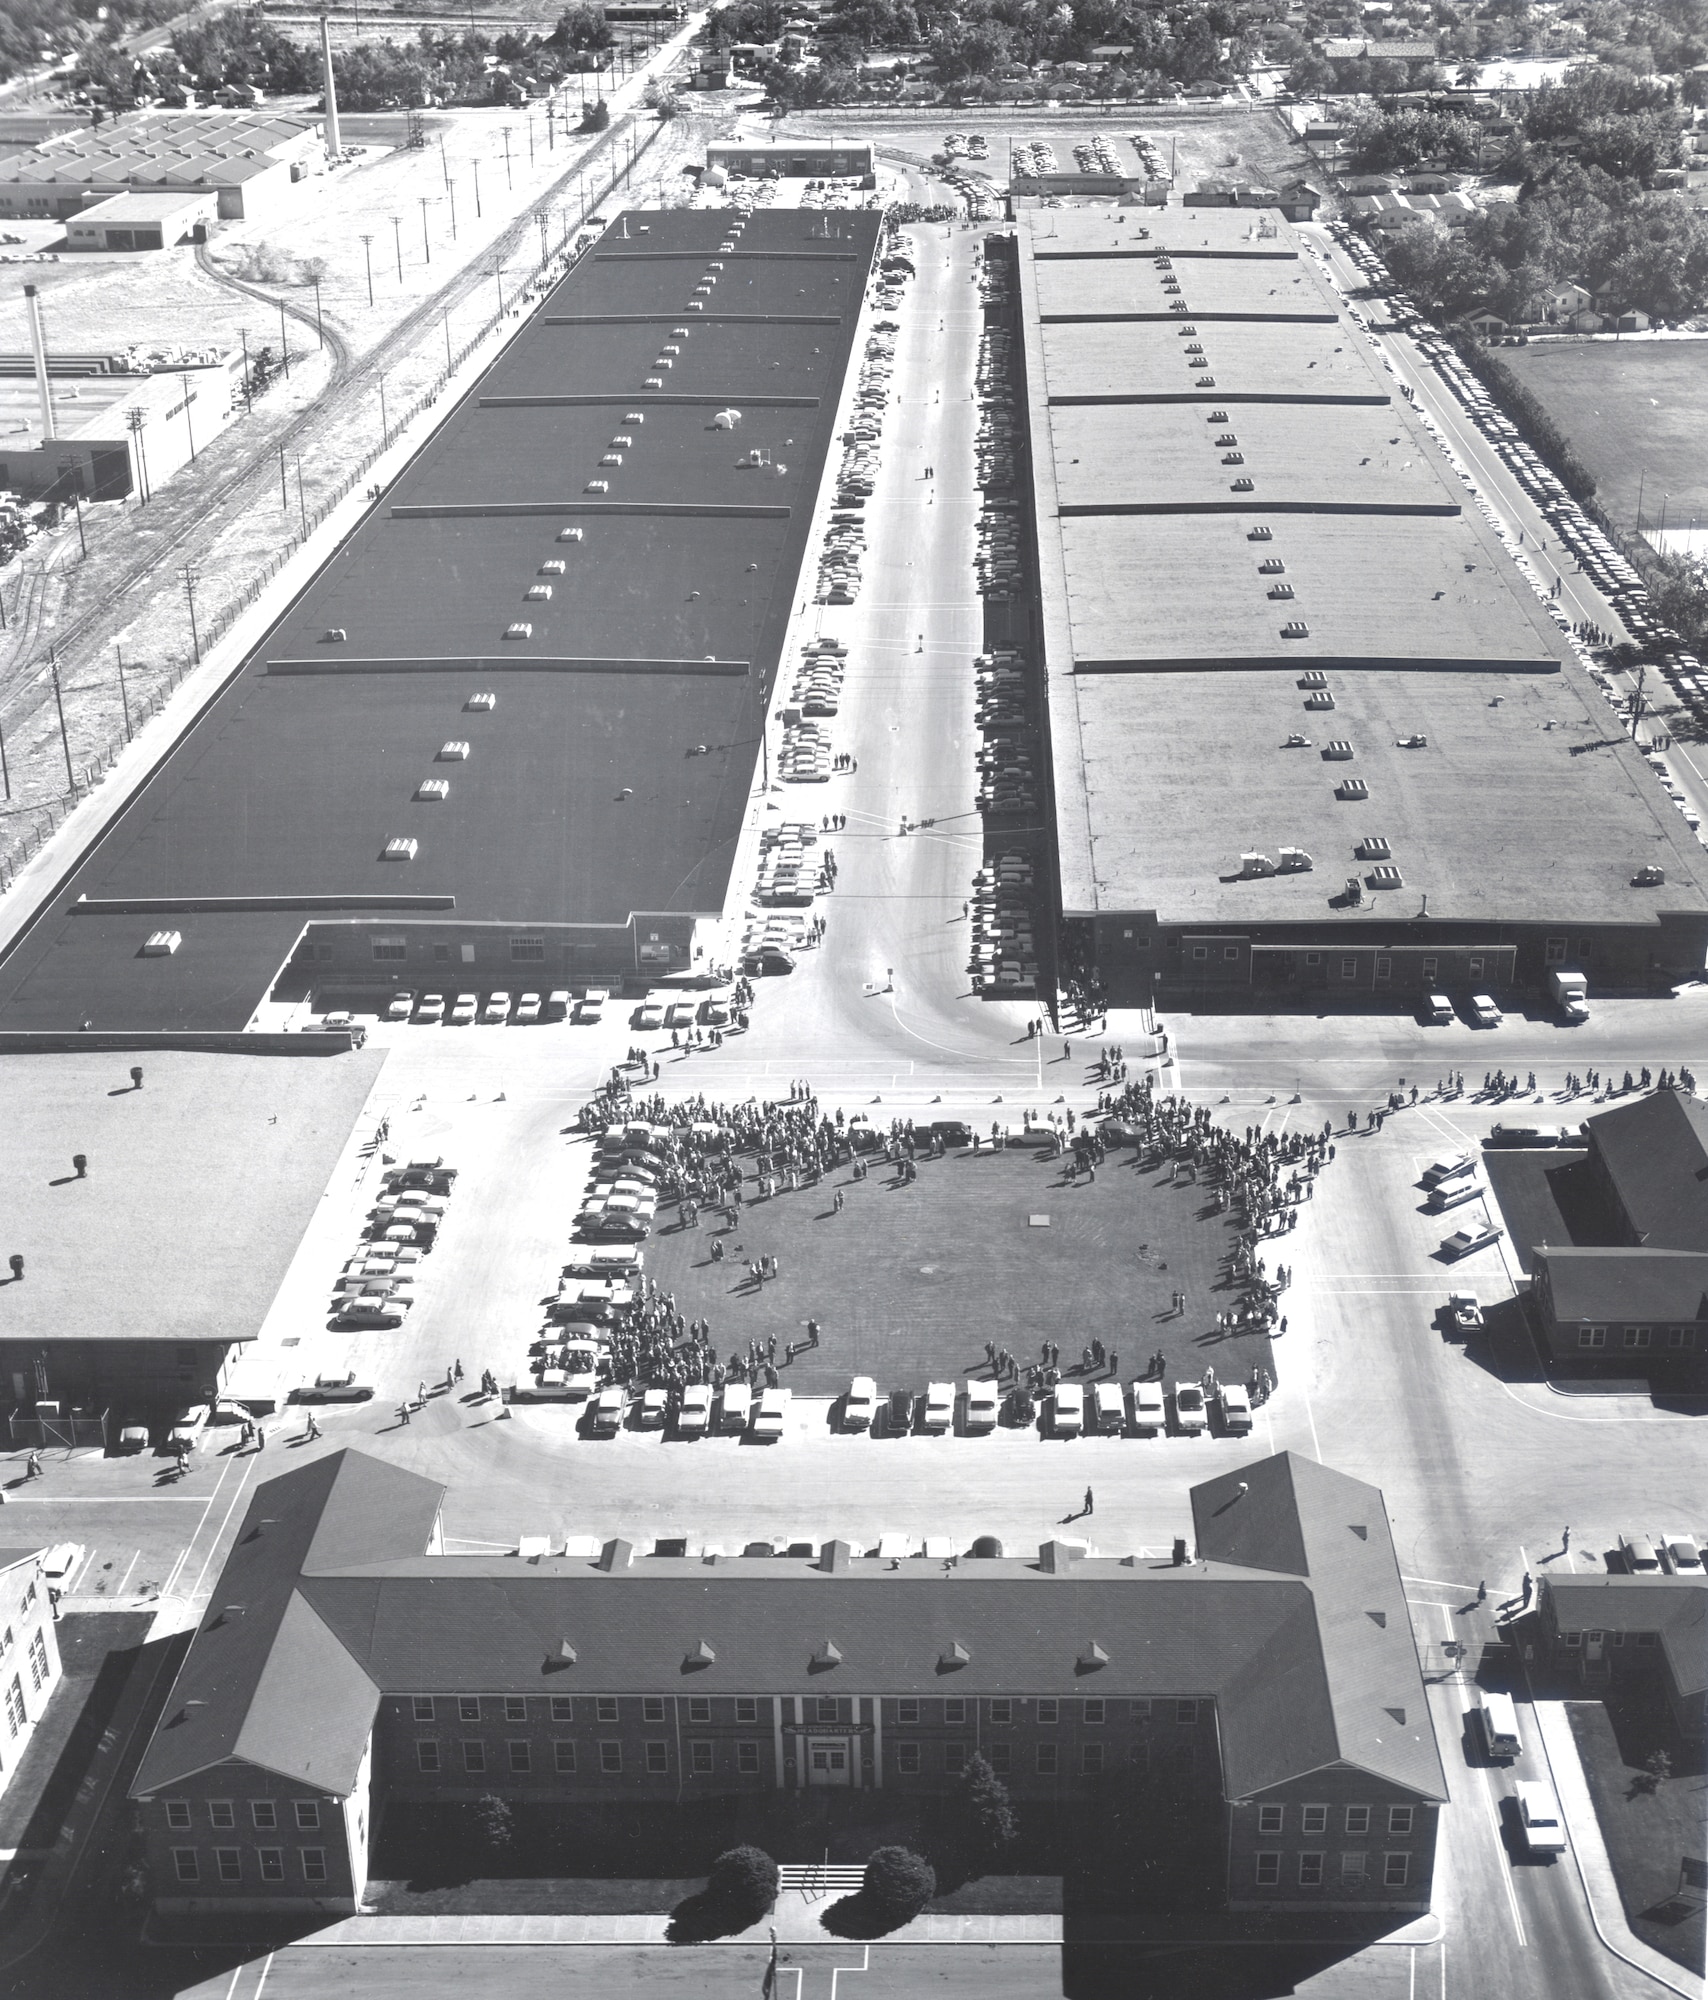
[
  {"left": 49, "top": 647, "right": 75, "bottom": 793},
  {"left": 446, "top": 176, "right": 458, "bottom": 239},
  {"left": 295, "top": 456, "right": 308, "bottom": 537},
  {"left": 472, "top": 157, "right": 482, "bottom": 217},
  {"left": 179, "top": 567, "right": 201, "bottom": 666},
  {"left": 389, "top": 212, "right": 404, "bottom": 281},
  {"left": 360, "top": 232, "right": 375, "bottom": 306},
  {"left": 492, "top": 262, "right": 506, "bottom": 315},
  {"left": 443, "top": 306, "right": 453, "bottom": 371},
  {"left": 526, "top": 109, "right": 534, "bottom": 163}
]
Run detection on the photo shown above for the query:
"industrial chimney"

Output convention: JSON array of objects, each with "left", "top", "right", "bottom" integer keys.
[
  {"left": 23, "top": 284, "right": 55, "bottom": 442},
  {"left": 319, "top": 14, "right": 342, "bottom": 165}
]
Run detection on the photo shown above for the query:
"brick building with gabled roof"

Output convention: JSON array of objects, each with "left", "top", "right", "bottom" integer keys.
[{"left": 131, "top": 1449, "right": 1447, "bottom": 1919}]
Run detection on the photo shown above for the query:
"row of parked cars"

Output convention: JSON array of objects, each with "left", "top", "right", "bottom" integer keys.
[
  {"left": 331, "top": 1155, "right": 456, "bottom": 1328},
  {"left": 1619, "top": 1526, "right": 1704, "bottom": 1574},
  {"left": 839, "top": 1375, "right": 1253, "bottom": 1438},
  {"left": 384, "top": 988, "right": 604, "bottom": 1027}
]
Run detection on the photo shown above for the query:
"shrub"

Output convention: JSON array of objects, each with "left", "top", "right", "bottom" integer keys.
[
  {"left": 958, "top": 1752, "right": 1018, "bottom": 1870},
  {"left": 707, "top": 1844, "right": 780, "bottom": 1924},
  {"left": 473, "top": 1792, "right": 515, "bottom": 1851},
  {"left": 862, "top": 1845, "right": 936, "bottom": 1921}
]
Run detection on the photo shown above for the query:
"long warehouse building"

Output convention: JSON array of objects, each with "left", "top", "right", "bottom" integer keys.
[
  {"left": 1014, "top": 207, "right": 1708, "bottom": 1005},
  {"left": 0, "top": 208, "right": 880, "bottom": 1032}
]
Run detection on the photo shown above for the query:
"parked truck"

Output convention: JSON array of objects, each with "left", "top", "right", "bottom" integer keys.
[{"left": 1546, "top": 967, "right": 1589, "bottom": 1024}]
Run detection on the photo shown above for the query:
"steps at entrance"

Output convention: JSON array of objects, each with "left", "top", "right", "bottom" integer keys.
[{"left": 779, "top": 1865, "right": 867, "bottom": 1894}]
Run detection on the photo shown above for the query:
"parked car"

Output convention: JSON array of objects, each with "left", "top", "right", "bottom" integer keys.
[
  {"left": 1216, "top": 1384, "right": 1253, "bottom": 1434},
  {"left": 634, "top": 1001, "right": 665, "bottom": 1030},
  {"left": 295, "top": 1374, "right": 375, "bottom": 1403},
  {"left": 1427, "top": 1179, "right": 1485, "bottom": 1213},
  {"left": 752, "top": 1385, "right": 791, "bottom": 1440},
  {"left": 40, "top": 1542, "right": 86, "bottom": 1584},
  {"left": 1131, "top": 1379, "right": 1165, "bottom": 1436},
  {"left": 1619, "top": 1530, "right": 1661, "bottom": 1573},
  {"left": 514, "top": 992, "right": 542, "bottom": 1024},
  {"left": 1448, "top": 1292, "right": 1484, "bottom": 1331},
  {"left": 482, "top": 991, "right": 512, "bottom": 1024},
  {"left": 169, "top": 1405, "right": 210, "bottom": 1448},
  {"left": 922, "top": 1382, "right": 955, "bottom": 1433},
  {"left": 1093, "top": 1381, "right": 1127, "bottom": 1434},
  {"left": 666, "top": 1000, "right": 698, "bottom": 1028},
  {"left": 844, "top": 1376, "right": 878, "bottom": 1430},
  {"left": 386, "top": 990, "right": 415, "bottom": 1021},
  {"left": 676, "top": 1383, "right": 712, "bottom": 1436},
  {"left": 885, "top": 1387, "right": 915, "bottom": 1435},
  {"left": 1488, "top": 1124, "right": 1567, "bottom": 1147},
  {"left": 576, "top": 987, "right": 609, "bottom": 1023},
  {"left": 1470, "top": 994, "right": 1502, "bottom": 1027},
  {"left": 964, "top": 1379, "right": 1000, "bottom": 1432},
  {"left": 1050, "top": 1384, "right": 1085, "bottom": 1436},
  {"left": 587, "top": 1384, "right": 626, "bottom": 1435},
  {"left": 334, "top": 1297, "right": 411, "bottom": 1328},
  {"left": 1442, "top": 1222, "right": 1503, "bottom": 1259},
  {"left": 719, "top": 1382, "right": 752, "bottom": 1434},
  {"left": 414, "top": 993, "right": 446, "bottom": 1023},
  {"left": 449, "top": 992, "right": 479, "bottom": 1026},
  {"left": 115, "top": 1420, "right": 151, "bottom": 1453},
  {"left": 1173, "top": 1383, "right": 1208, "bottom": 1435},
  {"left": 635, "top": 1386, "right": 669, "bottom": 1430},
  {"left": 1661, "top": 1531, "right": 1703, "bottom": 1571}
]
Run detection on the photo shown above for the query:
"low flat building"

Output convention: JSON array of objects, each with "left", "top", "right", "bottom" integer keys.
[
  {"left": 64, "top": 187, "right": 217, "bottom": 252},
  {"left": 0, "top": 352, "right": 236, "bottom": 503},
  {"left": 706, "top": 137, "right": 875, "bottom": 181},
  {"left": 129, "top": 1448, "right": 1446, "bottom": 1920},
  {"left": 1007, "top": 207, "right": 1708, "bottom": 1006},
  {"left": 0, "top": 110, "right": 322, "bottom": 223}
]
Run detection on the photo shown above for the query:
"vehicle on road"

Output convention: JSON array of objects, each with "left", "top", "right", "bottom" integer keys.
[
  {"left": 545, "top": 990, "right": 571, "bottom": 1021},
  {"left": 1422, "top": 992, "right": 1454, "bottom": 1025},
  {"left": 1469, "top": 993, "right": 1502, "bottom": 1027},
  {"left": 634, "top": 1001, "right": 665, "bottom": 1030},
  {"left": 333, "top": 1297, "right": 411, "bottom": 1327},
  {"left": 666, "top": 1001, "right": 698, "bottom": 1028},
  {"left": 922, "top": 1382, "right": 955, "bottom": 1433},
  {"left": 885, "top": 1387, "right": 915, "bottom": 1435},
  {"left": 844, "top": 1376, "right": 878, "bottom": 1430},
  {"left": 1049, "top": 1384, "right": 1084, "bottom": 1436},
  {"left": 1442, "top": 1222, "right": 1503, "bottom": 1259},
  {"left": 294, "top": 1374, "right": 375, "bottom": 1403},
  {"left": 752, "top": 1386, "right": 791, "bottom": 1440},
  {"left": 589, "top": 1384, "right": 627, "bottom": 1435},
  {"left": 1545, "top": 967, "right": 1589, "bottom": 1023},
  {"left": 676, "top": 1384, "right": 712, "bottom": 1436},
  {"left": 116, "top": 1421, "right": 151, "bottom": 1453},
  {"left": 1476, "top": 1691, "right": 1522, "bottom": 1762},
  {"left": 1514, "top": 1779, "right": 1567, "bottom": 1856},
  {"left": 1447, "top": 1292, "right": 1484, "bottom": 1331},
  {"left": 1131, "top": 1380, "right": 1165, "bottom": 1435},
  {"left": 964, "top": 1379, "right": 1000, "bottom": 1432},
  {"left": 1173, "top": 1384, "right": 1208, "bottom": 1435},
  {"left": 169, "top": 1405, "right": 210, "bottom": 1447},
  {"left": 1488, "top": 1124, "right": 1569, "bottom": 1147},
  {"left": 742, "top": 945, "right": 796, "bottom": 976}
]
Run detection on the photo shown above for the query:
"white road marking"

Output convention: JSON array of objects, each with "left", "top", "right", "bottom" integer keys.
[
  {"left": 115, "top": 1548, "right": 140, "bottom": 1596},
  {"left": 830, "top": 1945, "right": 871, "bottom": 2000}
]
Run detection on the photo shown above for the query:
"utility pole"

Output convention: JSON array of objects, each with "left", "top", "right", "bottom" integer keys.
[
  {"left": 50, "top": 647, "right": 75, "bottom": 793},
  {"left": 180, "top": 568, "right": 201, "bottom": 666},
  {"left": 238, "top": 328, "right": 252, "bottom": 413},
  {"left": 379, "top": 376, "right": 389, "bottom": 447},
  {"left": 492, "top": 262, "right": 506, "bottom": 315},
  {"left": 360, "top": 232, "right": 375, "bottom": 307},
  {"left": 277, "top": 296, "right": 290, "bottom": 378},
  {"left": 295, "top": 457, "right": 308, "bottom": 537},
  {"left": 179, "top": 369, "right": 196, "bottom": 463},
  {"left": 311, "top": 275, "right": 323, "bottom": 346},
  {"left": 501, "top": 125, "right": 513, "bottom": 188},
  {"left": 419, "top": 195, "right": 435, "bottom": 264},
  {"left": 0, "top": 714, "right": 9, "bottom": 800},
  {"left": 117, "top": 643, "right": 132, "bottom": 741},
  {"left": 472, "top": 157, "right": 482, "bottom": 217},
  {"left": 443, "top": 307, "right": 453, "bottom": 370},
  {"left": 447, "top": 177, "right": 458, "bottom": 239},
  {"left": 526, "top": 109, "right": 534, "bottom": 164},
  {"left": 279, "top": 444, "right": 289, "bottom": 511},
  {"left": 70, "top": 486, "right": 87, "bottom": 558},
  {"left": 389, "top": 212, "right": 404, "bottom": 281}
]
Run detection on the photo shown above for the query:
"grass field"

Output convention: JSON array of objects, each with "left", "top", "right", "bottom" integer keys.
[
  {"left": 638, "top": 1137, "right": 1284, "bottom": 1398},
  {"left": 1499, "top": 339, "right": 1708, "bottom": 537}
]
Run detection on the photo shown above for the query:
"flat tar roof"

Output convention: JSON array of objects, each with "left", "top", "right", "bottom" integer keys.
[
  {"left": 0, "top": 209, "right": 879, "bottom": 1031},
  {"left": 1022, "top": 207, "right": 1708, "bottom": 929}
]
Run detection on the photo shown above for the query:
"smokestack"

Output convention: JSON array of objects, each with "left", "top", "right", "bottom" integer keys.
[
  {"left": 319, "top": 15, "right": 342, "bottom": 164},
  {"left": 24, "top": 284, "right": 55, "bottom": 442}
]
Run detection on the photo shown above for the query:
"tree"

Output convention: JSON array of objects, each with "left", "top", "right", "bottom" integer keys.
[
  {"left": 956, "top": 1752, "right": 1018, "bottom": 1873},
  {"left": 580, "top": 94, "right": 611, "bottom": 128},
  {"left": 706, "top": 1845, "right": 779, "bottom": 1925},
  {"left": 553, "top": 4, "right": 615, "bottom": 50},
  {"left": 862, "top": 1845, "right": 936, "bottom": 1922},
  {"left": 473, "top": 1792, "right": 515, "bottom": 1851}
]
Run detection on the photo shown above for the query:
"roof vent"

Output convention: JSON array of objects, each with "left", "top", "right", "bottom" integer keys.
[
  {"left": 939, "top": 1641, "right": 972, "bottom": 1673},
  {"left": 1367, "top": 863, "right": 1403, "bottom": 889},
  {"left": 1077, "top": 1641, "right": 1109, "bottom": 1672},
  {"left": 1299, "top": 671, "right": 1328, "bottom": 689},
  {"left": 1226, "top": 453, "right": 1247, "bottom": 466},
  {"left": 1258, "top": 558, "right": 1285, "bottom": 573},
  {"left": 558, "top": 527, "right": 584, "bottom": 543},
  {"left": 1280, "top": 619, "right": 1309, "bottom": 637},
  {"left": 684, "top": 1638, "right": 716, "bottom": 1669},
  {"left": 1240, "top": 851, "right": 1277, "bottom": 878},
  {"left": 322, "top": 627, "right": 346, "bottom": 643},
  {"left": 439, "top": 740, "right": 471, "bottom": 760},
  {"left": 1169, "top": 301, "right": 1189, "bottom": 313},
  {"left": 383, "top": 836, "right": 418, "bottom": 861},
  {"left": 821, "top": 1539, "right": 853, "bottom": 1573},
  {"left": 598, "top": 1538, "right": 634, "bottom": 1571},
  {"left": 506, "top": 620, "right": 535, "bottom": 638},
  {"left": 625, "top": 410, "right": 648, "bottom": 422},
  {"left": 1208, "top": 410, "right": 1228, "bottom": 423},
  {"left": 1038, "top": 1540, "right": 1077, "bottom": 1574},
  {"left": 1303, "top": 689, "right": 1334, "bottom": 708},
  {"left": 465, "top": 692, "right": 497, "bottom": 710},
  {"left": 810, "top": 1637, "right": 843, "bottom": 1671},
  {"left": 556, "top": 1639, "right": 578, "bottom": 1664},
  {"left": 1248, "top": 524, "right": 1271, "bottom": 541},
  {"left": 140, "top": 930, "right": 181, "bottom": 956},
  {"left": 415, "top": 779, "right": 450, "bottom": 802},
  {"left": 1177, "top": 324, "right": 1197, "bottom": 336},
  {"left": 1277, "top": 846, "right": 1313, "bottom": 872},
  {"left": 1633, "top": 863, "right": 1666, "bottom": 886},
  {"left": 1323, "top": 740, "right": 1354, "bottom": 760},
  {"left": 1336, "top": 777, "right": 1370, "bottom": 800},
  {"left": 526, "top": 583, "right": 553, "bottom": 600},
  {"left": 540, "top": 560, "right": 566, "bottom": 576},
  {"left": 1357, "top": 836, "right": 1392, "bottom": 859}
]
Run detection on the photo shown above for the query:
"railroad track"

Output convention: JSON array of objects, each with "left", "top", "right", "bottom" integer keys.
[{"left": 0, "top": 112, "right": 661, "bottom": 766}]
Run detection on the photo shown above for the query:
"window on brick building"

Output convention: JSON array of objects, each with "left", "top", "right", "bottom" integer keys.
[
  {"left": 691, "top": 1741, "right": 714, "bottom": 1774},
  {"left": 463, "top": 1741, "right": 486, "bottom": 1773},
  {"left": 643, "top": 1698, "right": 665, "bottom": 1723},
  {"left": 1258, "top": 1805, "right": 1284, "bottom": 1835},
  {"left": 1301, "top": 1806, "right": 1327, "bottom": 1835},
  {"left": 988, "top": 1743, "right": 1011, "bottom": 1776},
  {"left": 1083, "top": 1699, "right": 1105, "bottom": 1725},
  {"left": 216, "top": 1849, "right": 242, "bottom": 1883},
  {"left": 1037, "top": 1744, "right": 1058, "bottom": 1775},
  {"left": 294, "top": 1802, "right": 319, "bottom": 1831},
  {"left": 1299, "top": 1853, "right": 1324, "bottom": 1886},
  {"left": 172, "top": 1849, "right": 198, "bottom": 1882},
  {"left": 736, "top": 1698, "right": 759, "bottom": 1723},
  {"left": 459, "top": 1697, "right": 481, "bottom": 1722},
  {"left": 1384, "top": 1853, "right": 1410, "bottom": 1886},
  {"left": 258, "top": 1849, "right": 284, "bottom": 1882},
  {"left": 897, "top": 1698, "right": 920, "bottom": 1724},
  {"left": 598, "top": 1698, "right": 619, "bottom": 1722},
  {"left": 413, "top": 1697, "right": 435, "bottom": 1722},
  {"left": 1254, "top": 1853, "right": 1280, "bottom": 1887},
  {"left": 1176, "top": 1700, "right": 1198, "bottom": 1725},
  {"left": 645, "top": 1741, "right": 668, "bottom": 1774},
  {"left": 508, "top": 1741, "right": 530, "bottom": 1773},
  {"left": 989, "top": 1698, "right": 1011, "bottom": 1725},
  {"left": 737, "top": 1742, "right": 760, "bottom": 1774},
  {"left": 1036, "top": 1699, "right": 1059, "bottom": 1724},
  {"left": 551, "top": 1697, "right": 574, "bottom": 1722},
  {"left": 1345, "top": 1806, "right": 1370, "bottom": 1835},
  {"left": 209, "top": 1801, "right": 234, "bottom": 1828},
  {"left": 896, "top": 1743, "right": 921, "bottom": 1775},
  {"left": 689, "top": 1697, "right": 711, "bottom": 1723},
  {"left": 943, "top": 1698, "right": 966, "bottom": 1725},
  {"left": 416, "top": 1741, "right": 440, "bottom": 1773},
  {"left": 505, "top": 1697, "right": 527, "bottom": 1723},
  {"left": 252, "top": 1802, "right": 277, "bottom": 1830},
  {"left": 817, "top": 1697, "right": 838, "bottom": 1723},
  {"left": 1388, "top": 1806, "right": 1413, "bottom": 1836},
  {"left": 301, "top": 1849, "right": 327, "bottom": 1882},
  {"left": 555, "top": 1741, "right": 577, "bottom": 1773},
  {"left": 1082, "top": 1744, "right": 1104, "bottom": 1775},
  {"left": 600, "top": 1742, "right": 622, "bottom": 1774},
  {"left": 944, "top": 1743, "right": 967, "bottom": 1775}
]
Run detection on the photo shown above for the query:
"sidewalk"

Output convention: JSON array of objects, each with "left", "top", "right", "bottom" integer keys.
[{"left": 1532, "top": 1700, "right": 1706, "bottom": 2000}]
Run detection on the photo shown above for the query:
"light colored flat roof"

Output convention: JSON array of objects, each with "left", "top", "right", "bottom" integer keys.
[
  {"left": 1020, "top": 205, "right": 1708, "bottom": 929},
  {"left": 71, "top": 188, "right": 215, "bottom": 221}
]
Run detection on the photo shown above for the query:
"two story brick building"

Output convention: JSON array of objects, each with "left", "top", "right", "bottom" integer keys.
[
  {"left": 0, "top": 1548, "right": 62, "bottom": 1804},
  {"left": 130, "top": 1449, "right": 1447, "bottom": 1919}
]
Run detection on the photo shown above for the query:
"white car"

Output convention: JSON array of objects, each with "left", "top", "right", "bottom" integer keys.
[
  {"left": 666, "top": 1000, "right": 698, "bottom": 1028},
  {"left": 844, "top": 1376, "right": 878, "bottom": 1430},
  {"left": 1443, "top": 1222, "right": 1503, "bottom": 1259},
  {"left": 1661, "top": 1531, "right": 1703, "bottom": 1571},
  {"left": 676, "top": 1383, "right": 712, "bottom": 1436},
  {"left": 922, "top": 1381, "right": 955, "bottom": 1433},
  {"left": 449, "top": 992, "right": 479, "bottom": 1026},
  {"left": 40, "top": 1542, "right": 87, "bottom": 1584},
  {"left": 1514, "top": 1779, "right": 1567, "bottom": 1855},
  {"left": 589, "top": 1384, "right": 627, "bottom": 1435},
  {"left": 415, "top": 993, "right": 446, "bottom": 1024},
  {"left": 636, "top": 1386, "right": 669, "bottom": 1429},
  {"left": 386, "top": 990, "right": 415, "bottom": 1021},
  {"left": 634, "top": 1001, "right": 665, "bottom": 1030},
  {"left": 719, "top": 1382, "right": 752, "bottom": 1433},
  {"left": 576, "top": 987, "right": 609, "bottom": 1023},
  {"left": 1470, "top": 993, "right": 1502, "bottom": 1027},
  {"left": 964, "top": 1379, "right": 1000, "bottom": 1432},
  {"left": 1216, "top": 1384, "right": 1253, "bottom": 1434},
  {"left": 514, "top": 992, "right": 542, "bottom": 1024},
  {"left": 1173, "top": 1383, "right": 1208, "bottom": 1435},
  {"left": 1131, "top": 1379, "right": 1165, "bottom": 1435},
  {"left": 1049, "top": 1384, "right": 1084, "bottom": 1437},
  {"left": 1093, "top": 1382, "right": 1126, "bottom": 1434},
  {"left": 1448, "top": 1292, "right": 1484, "bottom": 1331},
  {"left": 752, "top": 1385, "right": 791, "bottom": 1440},
  {"left": 482, "top": 991, "right": 512, "bottom": 1024}
]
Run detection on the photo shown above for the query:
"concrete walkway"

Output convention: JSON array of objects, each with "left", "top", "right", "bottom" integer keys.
[
  {"left": 317, "top": 1893, "right": 1062, "bottom": 1947},
  {"left": 1532, "top": 1700, "right": 1706, "bottom": 2000}
]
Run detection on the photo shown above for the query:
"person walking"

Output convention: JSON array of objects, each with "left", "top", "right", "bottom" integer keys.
[
  {"left": 306, "top": 1412, "right": 322, "bottom": 1441},
  {"left": 1561, "top": 1525, "right": 1571, "bottom": 1554},
  {"left": 397, "top": 1402, "right": 411, "bottom": 1427},
  {"left": 1083, "top": 1486, "right": 1094, "bottom": 1517},
  {"left": 25, "top": 1451, "right": 40, "bottom": 1481}
]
